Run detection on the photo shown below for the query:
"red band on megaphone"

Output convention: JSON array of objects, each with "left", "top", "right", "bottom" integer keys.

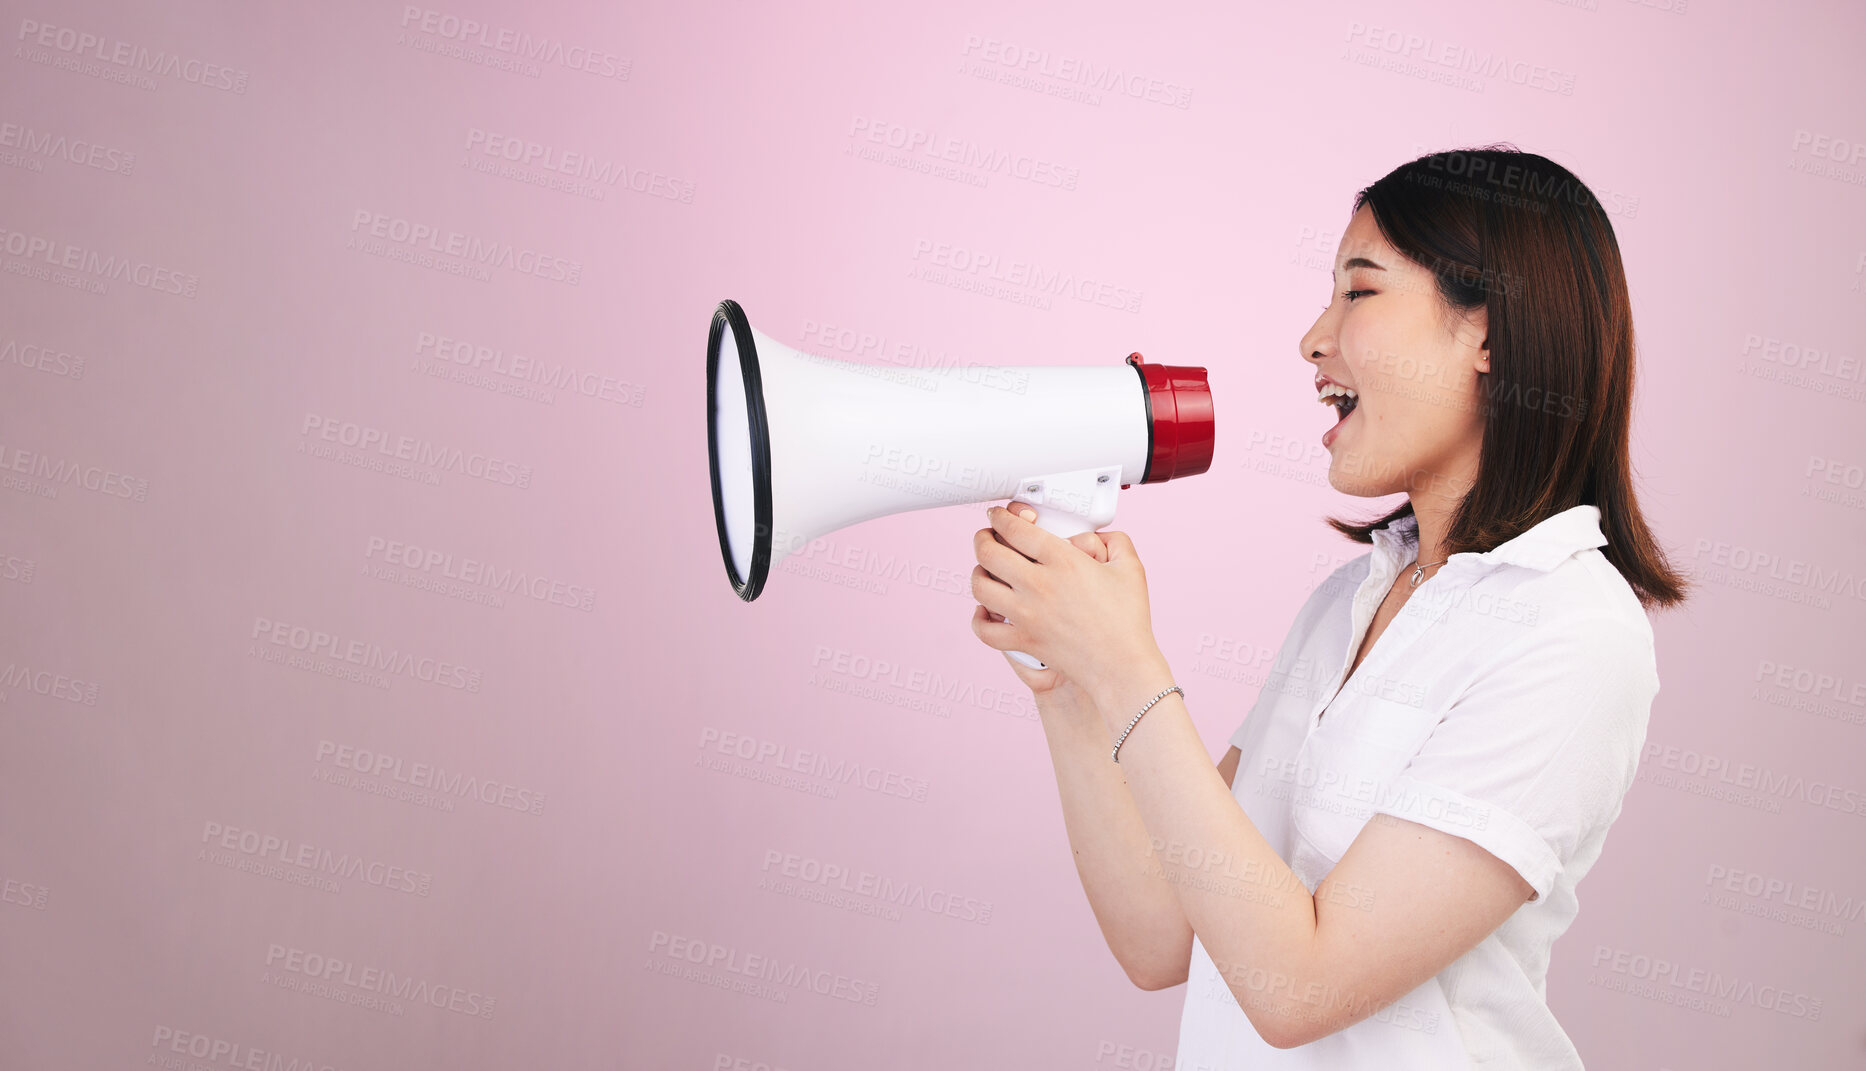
[{"left": 1127, "top": 353, "right": 1215, "bottom": 484}]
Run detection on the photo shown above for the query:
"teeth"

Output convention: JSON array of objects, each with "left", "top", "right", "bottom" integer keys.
[{"left": 1316, "top": 382, "right": 1359, "bottom": 404}]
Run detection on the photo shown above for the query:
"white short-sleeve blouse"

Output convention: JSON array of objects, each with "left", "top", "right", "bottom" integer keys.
[{"left": 1175, "top": 504, "right": 1660, "bottom": 1069}]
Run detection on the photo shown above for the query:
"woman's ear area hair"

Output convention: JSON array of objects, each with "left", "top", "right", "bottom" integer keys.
[{"left": 1449, "top": 300, "right": 1490, "bottom": 362}]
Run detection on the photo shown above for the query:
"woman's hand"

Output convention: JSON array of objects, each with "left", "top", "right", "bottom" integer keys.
[
  {"left": 972, "top": 514, "right": 1108, "bottom": 699},
  {"left": 968, "top": 500, "right": 1162, "bottom": 701}
]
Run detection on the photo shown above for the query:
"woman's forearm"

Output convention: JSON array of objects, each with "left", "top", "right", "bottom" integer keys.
[{"left": 1036, "top": 684, "right": 1195, "bottom": 989}]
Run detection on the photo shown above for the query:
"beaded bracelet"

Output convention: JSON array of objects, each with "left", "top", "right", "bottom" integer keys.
[{"left": 1111, "top": 684, "right": 1184, "bottom": 764}]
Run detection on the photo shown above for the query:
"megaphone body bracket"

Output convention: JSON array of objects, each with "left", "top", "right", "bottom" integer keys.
[{"left": 1010, "top": 464, "right": 1123, "bottom": 537}]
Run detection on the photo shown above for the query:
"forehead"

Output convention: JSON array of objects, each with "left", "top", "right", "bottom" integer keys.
[{"left": 1336, "top": 204, "right": 1392, "bottom": 264}]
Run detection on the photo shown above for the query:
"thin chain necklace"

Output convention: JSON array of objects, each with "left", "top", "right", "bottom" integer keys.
[{"left": 1408, "top": 557, "right": 1450, "bottom": 587}]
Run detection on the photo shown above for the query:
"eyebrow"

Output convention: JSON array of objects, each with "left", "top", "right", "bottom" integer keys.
[{"left": 1340, "top": 257, "right": 1386, "bottom": 271}]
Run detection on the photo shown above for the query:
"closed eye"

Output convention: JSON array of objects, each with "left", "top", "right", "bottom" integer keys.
[{"left": 1342, "top": 289, "right": 1374, "bottom": 303}]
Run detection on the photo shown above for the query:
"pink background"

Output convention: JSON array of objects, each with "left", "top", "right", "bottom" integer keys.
[{"left": 3, "top": 1, "right": 1864, "bottom": 1067}]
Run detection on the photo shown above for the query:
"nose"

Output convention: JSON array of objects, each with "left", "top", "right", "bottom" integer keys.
[{"left": 1300, "top": 310, "right": 1333, "bottom": 370}]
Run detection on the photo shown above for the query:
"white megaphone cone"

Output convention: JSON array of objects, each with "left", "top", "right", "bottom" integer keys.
[{"left": 708, "top": 298, "right": 1215, "bottom": 670}]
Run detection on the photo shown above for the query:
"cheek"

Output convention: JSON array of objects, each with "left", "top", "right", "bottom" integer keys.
[
  {"left": 1336, "top": 318, "right": 1378, "bottom": 368},
  {"left": 1397, "top": 397, "right": 1461, "bottom": 442},
  {"left": 1343, "top": 320, "right": 1476, "bottom": 424}
]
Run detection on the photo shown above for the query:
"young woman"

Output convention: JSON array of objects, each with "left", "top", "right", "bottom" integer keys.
[{"left": 967, "top": 145, "right": 1689, "bottom": 1067}]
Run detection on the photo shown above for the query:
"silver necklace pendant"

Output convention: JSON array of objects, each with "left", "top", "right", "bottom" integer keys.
[{"left": 1409, "top": 565, "right": 1427, "bottom": 587}]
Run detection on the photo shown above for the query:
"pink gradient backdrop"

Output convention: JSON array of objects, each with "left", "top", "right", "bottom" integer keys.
[{"left": 2, "top": 0, "right": 1863, "bottom": 1067}]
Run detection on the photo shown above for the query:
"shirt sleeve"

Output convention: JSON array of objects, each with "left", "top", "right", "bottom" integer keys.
[{"left": 1366, "top": 614, "right": 1659, "bottom": 903}]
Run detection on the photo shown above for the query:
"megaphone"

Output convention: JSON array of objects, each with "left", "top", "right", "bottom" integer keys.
[{"left": 707, "top": 298, "right": 1215, "bottom": 670}]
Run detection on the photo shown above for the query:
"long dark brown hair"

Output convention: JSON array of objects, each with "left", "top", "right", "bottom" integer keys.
[{"left": 1324, "top": 144, "right": 1690, "bottom": 611}]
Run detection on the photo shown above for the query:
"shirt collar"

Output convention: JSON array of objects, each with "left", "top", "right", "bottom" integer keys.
[{"left": 1371, "top": 504, "right": 1608, "bottom": 574}]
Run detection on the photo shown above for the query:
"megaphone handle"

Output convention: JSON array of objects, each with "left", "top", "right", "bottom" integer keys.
[
  {"left": 1000, "top": 466, "right": 1123, "bottom": 671},
  {"left": 1006, "top": 646, "right": 1051, "bottom": 670}
]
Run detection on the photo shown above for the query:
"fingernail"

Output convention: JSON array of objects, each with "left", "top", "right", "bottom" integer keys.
[{"left": 1018, "top": 508, "right": 1036, "bottom": 522}]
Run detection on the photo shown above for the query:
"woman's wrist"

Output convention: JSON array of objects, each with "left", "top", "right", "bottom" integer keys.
[
  {"left": 1084, "top": 648, "right": 1178, "bottom": 737},
  {"left": 1032, "top": 682, "right": 1114, "bottom": 750},
  {"left": 1034, "top": 679, "right": 1094, "bottom": 721}
]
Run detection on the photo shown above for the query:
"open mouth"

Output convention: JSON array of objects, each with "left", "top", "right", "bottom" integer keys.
[{"left": 1319, "top": 382, "right": 1359, "bottom": 424}]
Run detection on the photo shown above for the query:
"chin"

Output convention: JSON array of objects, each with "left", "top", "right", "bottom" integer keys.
[
  {"left": 1328, "top": 476, "right": 1399, "bottom": 498},
  {"left": 1326, "top": 450, "right": 1406, "bottom": 498}
]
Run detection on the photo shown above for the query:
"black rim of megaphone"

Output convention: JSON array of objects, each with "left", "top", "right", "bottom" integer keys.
[{"left": 707, "top": 299, "right": 774, "bottom": 602}]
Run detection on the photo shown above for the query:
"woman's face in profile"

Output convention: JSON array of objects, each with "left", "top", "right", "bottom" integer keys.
[{"left": 1300, "top": 203, "right": 1490, "bottom": 501}]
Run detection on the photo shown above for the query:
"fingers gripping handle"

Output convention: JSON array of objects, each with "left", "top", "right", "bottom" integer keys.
[{"left": 1002, "top": 466, "right": 1124, "bottom": 671}]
